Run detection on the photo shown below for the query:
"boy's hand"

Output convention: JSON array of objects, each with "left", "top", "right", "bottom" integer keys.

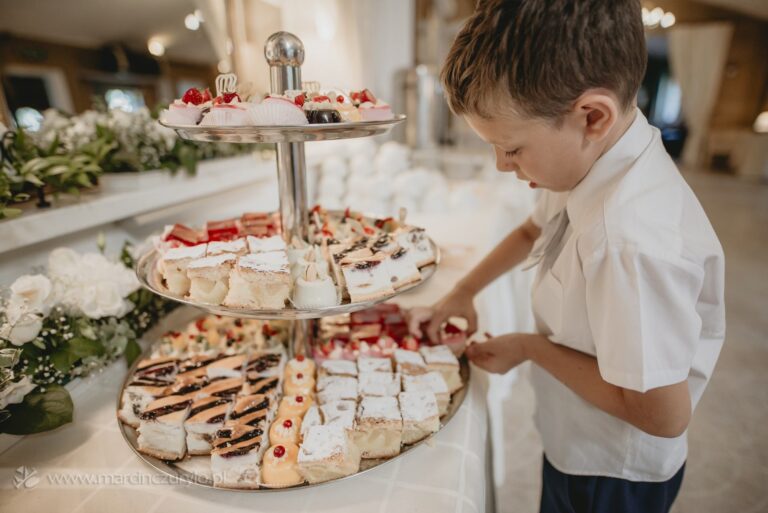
[
  {"left": 407, "top": 286, "right": 478, "bottom": 342},
  {"left": 465, "top": 334, "right": 530, "bottom": 374}
]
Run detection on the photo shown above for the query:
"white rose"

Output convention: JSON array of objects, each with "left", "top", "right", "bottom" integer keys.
[
  {"left": 0, "top": 376, "right": 37, "bottom": 410},
  {"left": 8, "top": 274, "right": 54, "bottom": 316},
  {"left": 48, "top": 247, "right": 82, "bottom": 279},
  {"left": 78, "top": 282, "right": 130, "bottom": 319},
  {"left": 0, "top": 309, "right": 43, "bottom": 346}
]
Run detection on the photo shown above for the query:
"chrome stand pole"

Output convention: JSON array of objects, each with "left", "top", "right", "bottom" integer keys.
[{"left": 265, "top": 32, "right": 312, "bottom": 357}]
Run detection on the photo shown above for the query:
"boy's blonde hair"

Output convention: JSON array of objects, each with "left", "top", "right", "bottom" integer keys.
[{"left": 441, "top": 0, "right": 647, "bottom": 120}]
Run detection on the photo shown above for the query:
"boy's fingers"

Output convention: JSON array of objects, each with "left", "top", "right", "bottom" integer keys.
[
  {"left": 466, "top": 311, "right": 478, "bottom": 335},
  {"left": 426, "top": 313, "right": 447, "bottom": 343},
  {"left": 406, "top": 307, "right": 432, "bottom": 337}
]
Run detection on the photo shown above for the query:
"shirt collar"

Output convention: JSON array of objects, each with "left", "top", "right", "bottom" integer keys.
[{"left": 565, "top": 109, "right": 654, "bottom": 226}]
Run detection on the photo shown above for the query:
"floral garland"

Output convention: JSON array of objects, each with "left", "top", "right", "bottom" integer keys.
[
  {"left": 0, "top": 242, "right": 177, "bottom": 435},
  {"left": 0, "top": 108, "right": 256, "bottom": 219}
]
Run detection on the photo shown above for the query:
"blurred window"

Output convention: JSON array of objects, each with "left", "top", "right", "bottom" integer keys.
[{"left": 105, "top": 88, "right": 145, "bottom": 112}]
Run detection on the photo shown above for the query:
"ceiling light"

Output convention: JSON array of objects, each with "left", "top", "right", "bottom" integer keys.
[
  {"left": 660, "top": 12, "right": 676, "bottom": 28},
  {"left": 754, "top": 111, "right": 768, "bottom": 133},
  {"left": 148, "top": 38, "right": 165, "bottom": 57},
  {"left": 648, "top": 7, "right": 664, "bottom": 26},
  {"left": 185, "top": 13, "right": 200, "bottom": 31},
  {"left": 194, "top": 9, "right": 204, "bottom": 22}
]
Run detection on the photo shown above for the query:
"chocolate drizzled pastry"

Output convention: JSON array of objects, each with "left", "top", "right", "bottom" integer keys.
[
  {"left": 212, "top": 425, "right": 265, "bottom": 458},
  {"left": 140, "top": 396, "right": 192, "bottom": 420}
]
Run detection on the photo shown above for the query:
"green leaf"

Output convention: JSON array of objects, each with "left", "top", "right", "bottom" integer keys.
[
  {"left": 50, "top": 337, "right": 105, "bottom": 373},
  {"left": 68, "top": 337, "right": 106, "bottom": 358},
  {"left": 124, "top": 339, "right": 141, "bottom": 367},
  {"left": 0, "top": 385, "right": 73, "bottom": 435},
  {"left": 50, "top": 348, "right": 77, "bottom": 373}
]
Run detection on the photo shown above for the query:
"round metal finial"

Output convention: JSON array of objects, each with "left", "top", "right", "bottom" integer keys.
[{"left": 264, "top": 31, "right": 305, "bottom": 67}]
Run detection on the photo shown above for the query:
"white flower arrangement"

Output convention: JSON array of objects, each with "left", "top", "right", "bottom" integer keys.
[{"left": 0, "top": 241, "right": 177, "bottom": 435}]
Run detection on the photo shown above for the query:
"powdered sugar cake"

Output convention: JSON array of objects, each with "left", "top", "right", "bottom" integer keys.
[
  {"left": 354, "top": 396, "right": 402, "bottom": 459},
  {"left": 298, "top": 425, "right": 361, "bottom": 484}
]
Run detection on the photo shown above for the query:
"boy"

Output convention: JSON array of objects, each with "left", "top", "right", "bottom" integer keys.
[{"left": 412, "top": 1, "right": 726, "bottom": 512}]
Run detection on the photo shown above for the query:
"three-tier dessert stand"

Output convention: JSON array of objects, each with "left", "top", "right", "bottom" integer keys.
[{"left": 121, "top": 32, "right": 471, "bottom": 492}]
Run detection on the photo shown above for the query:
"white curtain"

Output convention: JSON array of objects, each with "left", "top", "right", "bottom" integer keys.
[{"left": 667, "top": 23, "right": 733, "bottom": 169}]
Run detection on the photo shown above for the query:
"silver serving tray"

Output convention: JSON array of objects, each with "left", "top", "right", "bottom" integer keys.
[
  {"left": 136, "top": 239, "right": 439, "bottom": 321},
  {"left": 116, "top": 346, "right": 470, "bottom": 492},
  {"left": 160, "top": 115, "right": 405, "bottom": 144}
]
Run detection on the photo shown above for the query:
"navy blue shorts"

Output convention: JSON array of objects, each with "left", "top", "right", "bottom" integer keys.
[{"left": 540, "top": 455, "right": 685, "bottom": 513}]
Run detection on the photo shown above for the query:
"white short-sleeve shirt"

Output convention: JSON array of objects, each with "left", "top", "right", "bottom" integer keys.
[{"left": 528, "top": 110, "right": 725, "bottom": 482}]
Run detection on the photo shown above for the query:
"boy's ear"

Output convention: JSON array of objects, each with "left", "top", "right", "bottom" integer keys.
[{"left": 572, "top": 90, "right": 619, "bottom": 143}]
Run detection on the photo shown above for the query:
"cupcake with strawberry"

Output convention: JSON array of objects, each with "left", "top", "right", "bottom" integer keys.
[
  {"left": 159, "top": 87, "right": 212, "bottom": 126},
  {"left": 199, "top": 73, "right": 252, "bottom": 126}
]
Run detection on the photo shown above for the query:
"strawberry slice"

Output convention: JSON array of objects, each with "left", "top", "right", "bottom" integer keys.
[
  {"left": 361, "top": 88, "right": 377, "bottom": 104},
  {"left": 201, "top": 88, "right": 212, "bottom": 103},
  {"left": 182, "top": 87, "right": 204, "bottom": 105},
  {"left": 294, "top": 93, "right": 305, "bottom": 107},
  {"left": 222, "top": 92, "right": 240, "bottom": 103}
]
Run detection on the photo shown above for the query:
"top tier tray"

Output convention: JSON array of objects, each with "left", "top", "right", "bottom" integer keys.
[{"left": 159, "top": 115, "right": 406, "bottom": 144}]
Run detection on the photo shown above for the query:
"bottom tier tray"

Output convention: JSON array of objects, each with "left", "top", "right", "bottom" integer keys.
[{"left": 116, "top": 314, "right": 470, "bottom": 492}]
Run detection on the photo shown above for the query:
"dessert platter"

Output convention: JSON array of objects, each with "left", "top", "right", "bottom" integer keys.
[
  {"left": 117, "top": 306, "right": 470, "bottom": 490},
  {"left": 159, "top": 72, "right": 404, "bottom": 143},
  {"left": 137, "top": 206, "right": 439, "bottom": 319}
]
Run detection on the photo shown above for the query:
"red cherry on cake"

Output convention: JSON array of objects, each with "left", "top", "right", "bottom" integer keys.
[
  {"left": 283, "top": 419, "right": 293, "bottom": 428},
  {"left": 182, "top": 87, "right": 204, "bottom": 105},
  {"left": 273, "top": 445, "right": 286, "bottom": 458},
  {"left": 336, "top": 95, "right": 345, "bottom": 103},
  {"left": 295, "top": 395, "right": 304, "bottom": 403}
]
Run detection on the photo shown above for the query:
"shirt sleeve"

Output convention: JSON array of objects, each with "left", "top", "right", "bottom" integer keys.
[{"left": 583, "top": 245, "right": 705, "bottom": 392}]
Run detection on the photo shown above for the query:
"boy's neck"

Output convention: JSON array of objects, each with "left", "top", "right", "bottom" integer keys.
[{"left": 597, "top": 107, "right": 638, "bottom": 160}]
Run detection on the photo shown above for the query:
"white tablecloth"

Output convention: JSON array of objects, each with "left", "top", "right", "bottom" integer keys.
[{"left": 0, "top": 174, "right": 536, "bottom": 513}]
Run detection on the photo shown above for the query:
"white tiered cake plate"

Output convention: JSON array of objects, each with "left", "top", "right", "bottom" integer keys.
[
  {"left": 159, "top": 115, "right": 405, "bottom": 144},
  {"left": 116, "top": 343, "right": 470, "bottom": 492}
]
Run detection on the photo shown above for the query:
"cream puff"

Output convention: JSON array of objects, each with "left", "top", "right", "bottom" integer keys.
[
  {"left": 269, "top": 416, "right": 303, "bottom": 446},
  {"left": 261, "top": 443, "right": 303, "bottom": 487}
]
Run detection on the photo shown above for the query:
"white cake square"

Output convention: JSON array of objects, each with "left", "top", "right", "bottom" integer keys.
[
  {"left": 340, "top": 255, "right": 395, "bottom": 303},
  {"left": 301, "top": 405, "right": 324, "bottom": 439},
  {"left": 247, "top": 235, "right": 287, "bottom": 253},
  {"left": 398, "top": 391, "right": 440, "bottom": 444},
  {"left": 318, "top": 359, "right": 358, "bottom": 378},
  {"left": 419, "top": 345, "right": 462, "bottom": 393},
  {"left": 160, "top": 243, "right": 207, "bottom": 296},
  {"left": 316, "top": 376, "right": 358, "bottom": 404},
  {"left": 394, "top": 348, "right": 427, "bottom": 376},
  {"left": 211, "top": 424, "right": 267, "bottom": 489},
  {"left": 118, "top": 376, "right": 169, "bottom": 428},
  {"left": 358, "top": 371, "right": 401, "bottom": 397},
  {"left": 207, "top": 238, "right": 248, "bottom": 257},
  {"left": 385, "top": 247, "right": 422, "bottom": 289},
  {"left": 184, "top": 396, "right": 233, "bottom": 455},
  {"left": 187, "top": 253, "right": 236, "bottom": 304},
  {"left": 357, "top": 356, "right": 392, "bottom": 373},
  {"left": 402, "top": 372, "right": 450, "bottom": 416},
  {"left": 298, "top": 425, "right": 361, "bottom": 484},
  {"left": 224, "top": 252, "right": 291, "bottom": 309},
  {"left": 354, "top": 396, "right": 402, "bottom": 459},
  {"left": 395, "top": 227, "right": 435, "bottom": 267},
  {"left": 136, "top": 395, "right": 192, "bottom": 461},
  {"left": 320, "top": 400, "right": 356, "bottom": 434}
]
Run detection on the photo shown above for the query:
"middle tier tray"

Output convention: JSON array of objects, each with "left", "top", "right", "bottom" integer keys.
[{"left": 136, "top": 239, "right": 439, "bottom": 320}]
